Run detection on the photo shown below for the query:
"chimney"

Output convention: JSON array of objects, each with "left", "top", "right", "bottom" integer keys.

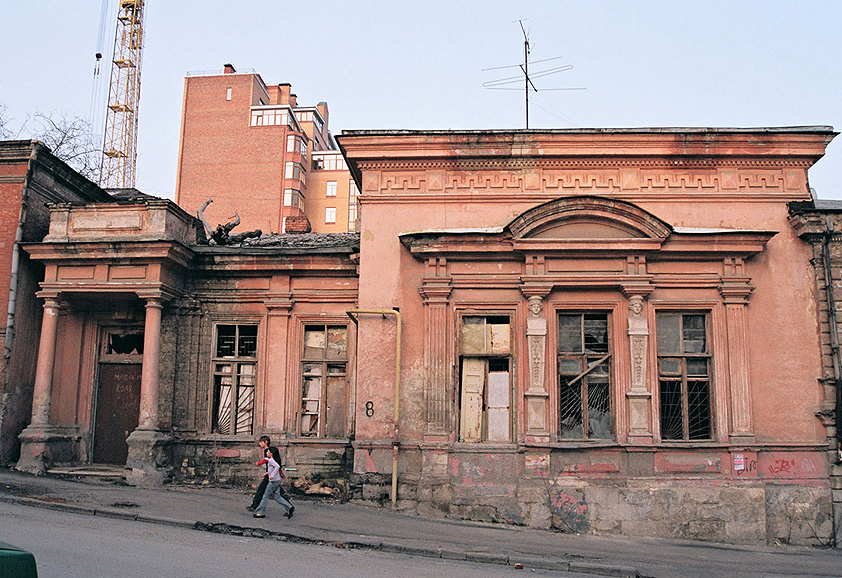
[
  {"left": 223, "top": 63, "right": 236, "bottom": 74},
  {"left": 284, "top": 214, "right": 312, "bottom": 234},
  {"left": 289, "top": 94, "right": 298, "bottom": 108},
  {"left": 316, "top": 102, "right": 329, "bottom": 125},
  {"left": 278, "top": 83, "right": 291, "bottom": 105}
]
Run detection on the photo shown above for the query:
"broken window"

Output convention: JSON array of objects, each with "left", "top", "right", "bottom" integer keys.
[
  {"left": 212, "top": 324, "right": 257, "bottom": 435},
  {"left": 459, "top": 315, "right": 511, "bottom": 443},
  {"left": 300, "top": 325, "right": 348, "bottom": 438},
  {"left": 557, "top": 313, "right": 612, "bottom": 440},
  {"left": 104, "top": 331, "right": 144, "bottom": 355},
  {"left": 656, "top": 313, "right": 712, "bottom": 440}
]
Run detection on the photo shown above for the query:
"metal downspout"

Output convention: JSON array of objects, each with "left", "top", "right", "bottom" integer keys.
[
  {"left": 4, "top": 143, "right": 39, "bottom": 365},
  {"left": 347, "top": 308, "right": 402, "bottom": 510}
]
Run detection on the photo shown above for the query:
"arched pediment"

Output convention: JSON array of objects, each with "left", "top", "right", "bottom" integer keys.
[{"left": 507, "top": 196, "right": 672, "bottom": 240}]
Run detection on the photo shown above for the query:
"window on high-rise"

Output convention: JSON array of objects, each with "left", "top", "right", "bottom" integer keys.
[
  {"left": 326, "top": 181, "right": 337, "bottom": 197},
  {"left": 325, "top": 207, "right": 336, "bottom": 224}
]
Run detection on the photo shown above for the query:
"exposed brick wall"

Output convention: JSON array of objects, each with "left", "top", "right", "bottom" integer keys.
[
  {"left": 0, "top": 141, "right": 110, "bottom": 464},
  {"left": 284, "top": 214, "right": 311, "bottom": 233}
]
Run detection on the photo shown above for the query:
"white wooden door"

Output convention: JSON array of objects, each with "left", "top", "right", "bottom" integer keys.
[
  {"left": 460, "top": 358, "right": 485, "bottom": 442},
  {"left": 486, "top": 370, "right": 510, "bottom": 442}
]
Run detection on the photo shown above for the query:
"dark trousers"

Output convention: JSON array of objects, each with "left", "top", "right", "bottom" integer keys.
[{"left": 249, "top": 475, "right": 269, "bottom": 509}]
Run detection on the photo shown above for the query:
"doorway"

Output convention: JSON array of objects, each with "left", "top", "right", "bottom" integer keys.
[{"left": 92, "top": 329, "right": 143, "bottom": 464}]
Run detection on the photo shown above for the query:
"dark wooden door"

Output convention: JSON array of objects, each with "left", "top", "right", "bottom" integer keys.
[{"left": 93, "top": 363, "right": 142, "bottom": 464}]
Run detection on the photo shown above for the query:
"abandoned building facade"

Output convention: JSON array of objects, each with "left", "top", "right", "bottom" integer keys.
[{"left": 4, "top": 126, "right": 842, "bottom": 546}]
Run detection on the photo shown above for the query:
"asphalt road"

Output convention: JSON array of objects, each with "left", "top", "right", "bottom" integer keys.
[{"left": 0, "top": 501, "right": 604, "bottom": 578}]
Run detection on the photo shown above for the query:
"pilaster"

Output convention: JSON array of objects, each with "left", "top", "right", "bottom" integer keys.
[
  {"left": 522, "top": 289, "right": 551, "bottom": 442},
  {"left": 420, "top": 258, "right": 452, "bottom": 438},
  {"left": 720, "top": 259, "right": 755, "bottom": 444}
]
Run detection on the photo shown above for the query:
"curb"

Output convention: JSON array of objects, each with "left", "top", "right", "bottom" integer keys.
[{"left": 0, "top": 493, "right": 640, "bottom": 577}]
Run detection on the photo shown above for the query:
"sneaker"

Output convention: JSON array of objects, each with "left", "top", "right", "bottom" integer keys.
[
  {"left": 286, "top": 506, "right": 295, "bottom": 519},
  {"left": 246, "top": 506, "right": 255, "bottom": 512}
]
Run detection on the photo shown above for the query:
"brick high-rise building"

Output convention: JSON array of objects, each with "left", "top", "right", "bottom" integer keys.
[{"left": 175, "top": 64, "right": 357, "bottom": 235}]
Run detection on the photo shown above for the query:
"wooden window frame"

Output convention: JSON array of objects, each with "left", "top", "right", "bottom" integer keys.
[
  {"left": 457, "top": 312, "right": 513, "bottom": 443},
  {"left": 556, "top": 311, "right": 614, "bottom": 441},
  {"left": 656, "top": 311, "right": 714, "bottom": 441},
  {"left": 299, "top": 323, "right": 350, "bottom": 438},
  {"left": 211, "top": 323, "right": 258, "bottom": 436}
]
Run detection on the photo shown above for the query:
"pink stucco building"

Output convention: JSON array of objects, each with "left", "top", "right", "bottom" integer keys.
[
  {"left": 10, "top": 126, "right": 842, "bottom": 545},
  {"left": 337, "top": 127, "right": 838, "bottom": 543}
]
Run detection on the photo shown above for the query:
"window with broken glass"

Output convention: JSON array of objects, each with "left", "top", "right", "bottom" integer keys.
[
  {"left": 212, "top": 324, "right": 257, "bottom": 435},
  {"left": 656, "top": 313, "right": 712, "bottom": 440},
  {"left": 557, "top": 313, "right": 612, "bottom": 440},
  {"left": 300, "top": 325, "right": 349, "bottom": 438},
  {"left": 459, "top": 315, "right": 512, "bottom": 443}
]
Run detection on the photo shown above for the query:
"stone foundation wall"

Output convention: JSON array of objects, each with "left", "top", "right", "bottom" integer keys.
[
  {"left": 354, "top": 446, "right": 833, "bottom": 546},
  {"left": 172, "top": 439, "right": 354, "bottom": 490}
]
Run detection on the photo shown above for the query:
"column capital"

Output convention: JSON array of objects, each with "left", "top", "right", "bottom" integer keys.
[
  {"left": 621, "top": 284, "right": 655, "bottom": 298},
  {"left": 135, "top": 288, "right": 178, "bottom": 302},
  {"left": 264, "top": 291, "right": 294, "bottom": 312},
  {"left": 419, "top": 278, "right": 452, "bottom": 303},
  {"left": 519, "top": 284, "right": 553, "bottom": 300},
  {"left": 718, "top": 279, "right": 754, "bottom": 304}
]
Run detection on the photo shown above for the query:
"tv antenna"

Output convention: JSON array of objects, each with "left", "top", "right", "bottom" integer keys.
[{"left": 483, "top": 20, "right": 585, "bottom": 128}]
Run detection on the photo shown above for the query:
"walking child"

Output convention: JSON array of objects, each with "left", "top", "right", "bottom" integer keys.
[
  {"left": 246, "top": 435, "right": 271, "bottom": 512},
  {"left": 253, "top": 446, "right": 294, "bottom": 519}
]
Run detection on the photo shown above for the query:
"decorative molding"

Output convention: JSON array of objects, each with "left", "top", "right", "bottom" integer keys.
[{"left": 357, "top": 166, "right": 809, "bottom": 195}]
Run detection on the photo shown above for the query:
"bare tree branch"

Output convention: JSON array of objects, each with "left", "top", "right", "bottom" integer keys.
[{"left": 0, "top": 103, "right": 103, "bottom": 182}]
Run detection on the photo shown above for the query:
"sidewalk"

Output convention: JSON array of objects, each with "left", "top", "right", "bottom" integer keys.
[{"left": 0, "top": 467, "right": 838, "bottom": 578}]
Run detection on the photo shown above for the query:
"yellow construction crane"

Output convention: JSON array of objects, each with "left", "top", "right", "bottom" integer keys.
[{"left": 100, "top": 0, "right": 146, "bottom": 189}]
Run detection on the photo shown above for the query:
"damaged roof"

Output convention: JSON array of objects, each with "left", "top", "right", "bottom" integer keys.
[{"left": 193, "top": 232, "right": 360, "bottom": 254}]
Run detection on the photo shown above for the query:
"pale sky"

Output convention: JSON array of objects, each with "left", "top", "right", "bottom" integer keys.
[{"left": 1, "top": 1, "right": 839, "bottom": 199}]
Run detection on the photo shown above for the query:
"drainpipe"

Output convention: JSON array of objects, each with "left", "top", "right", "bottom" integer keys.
[
  {"left": 5, "top": 142, "right": 40, "bottom": 364},
  {"left": 347, "top": 308, "right": 401, "bottom": 510},
  {"left": 821, "top": 216, "right": 842, "bottom": 461}
]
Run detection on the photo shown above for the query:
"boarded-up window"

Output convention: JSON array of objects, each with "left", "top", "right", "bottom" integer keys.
[
  {"left": 300, "top": 325, "right": 348, "bottom": 438},
  {"left": 656, "top": 313, "right": 712, "bottom": 440},
  {"left": 212, "top": 324, "right": 257, "bottom": 435},
  {"left": 459, "top": 316, "right": 511, "bottom": 443},
  {"left": 557, "top": 313, "right": 612, "bottom": 440}
]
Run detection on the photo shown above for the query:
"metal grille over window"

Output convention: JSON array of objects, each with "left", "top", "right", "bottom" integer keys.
[
  {"left": 212, "top": 325, "right": 257, "bottom": 435},
  {"left": 300, "top": 325, "right": 348, "bottom": 437},
  {"left": 557, "top": 313, "right": 612, "bottom": 440},
  {"left": 459, "top": 316, "right": 511, "bottom": 443},
  {"left": 656, "top": 313, "right": 712, "bottom": 440}
]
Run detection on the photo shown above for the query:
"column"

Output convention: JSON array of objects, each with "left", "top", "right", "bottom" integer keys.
[
  {"left": 126, "top": 295, "right": 172, "bottom": 487},
  {"left": 30, "top": 297, "right": 61, "bottom": 425},
  {"left": 17, "top": 296, "right": 77, "bottom": 475},
  {"left": 138, "top": 298, "right": 163, "bottom": 429}
]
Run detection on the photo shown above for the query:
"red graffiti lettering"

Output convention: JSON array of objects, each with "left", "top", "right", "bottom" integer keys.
[{"left": 769, "top": 459, "right": 795, "bottom": 474}]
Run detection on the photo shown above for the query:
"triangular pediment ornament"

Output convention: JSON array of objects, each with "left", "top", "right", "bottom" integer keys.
[{"left": 507, "top": 196, "right": 672, "bottom": 240}]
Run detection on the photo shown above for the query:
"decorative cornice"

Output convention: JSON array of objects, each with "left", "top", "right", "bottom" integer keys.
[{"left": 356, "top": 157, "right": 816, "bottom": 171}]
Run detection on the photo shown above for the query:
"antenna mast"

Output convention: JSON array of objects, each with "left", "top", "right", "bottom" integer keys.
[
  {"left": 100, "top": 0, "right": 146, "bottom": 189},
  {"left": 482, "top": 20, "right": 584, "bottom": 129},
  {"left": 519, "top": 20, "right": 537, "bottom": 129}
]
